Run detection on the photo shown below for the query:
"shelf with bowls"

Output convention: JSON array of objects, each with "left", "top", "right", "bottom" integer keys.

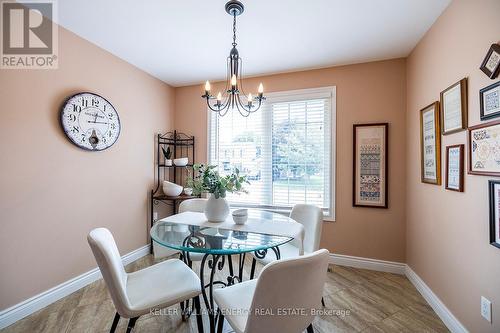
[{"left": 150, "top": 130, "right": 198, "bottom": 254}]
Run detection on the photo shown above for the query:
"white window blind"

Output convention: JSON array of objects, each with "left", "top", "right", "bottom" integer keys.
[{"left": 208, "top": 87, "right": 335, "bottom": 219}]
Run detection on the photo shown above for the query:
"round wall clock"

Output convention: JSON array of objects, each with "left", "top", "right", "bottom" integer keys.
[{"left": 60, "top": 92, "right": 121, "bottom": 151}]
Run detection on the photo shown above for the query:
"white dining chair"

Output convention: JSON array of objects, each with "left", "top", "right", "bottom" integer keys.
[
  {"left": 251, "top": 204, "right": 325, "bottom": 306},
  {"left": 179, "top": 198, "right": 208, "bottom": 214},
  {"left": 252, "top": 204, "right": 323, "bottom": 266},
  {"left": 214, "top": 249, "right": 329, "bottom": 333},
  {"left": 154, "top": 198, "right": 208, "bottom": 260},
  {"left": 178, "top": 198, "right": 208, "bottom": 264},
  {"left": 87, "top": 228, "right": 204, "bottom": 333}
]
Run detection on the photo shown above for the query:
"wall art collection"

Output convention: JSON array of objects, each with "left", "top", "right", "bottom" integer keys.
[{"left": 417, "top": 42, "right": 500, "bottom": 249}]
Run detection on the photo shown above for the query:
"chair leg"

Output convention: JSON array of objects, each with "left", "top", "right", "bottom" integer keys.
[
  {"left": 321, "top": 297, "right": 326, "bottom": 307},
  {"left": 250, "top": 257, "right": 256, "bottom": 279},
  {"left": 180, "top": 300, "right": 187, "bottom": 321},
  {"left": 193, "top": 295, "right": 204, "bottom": 333},
  {"left": 109, "top": 312, "right": 120, "bottom": 333},
  {"left": 306, "top": 323, "right": 314, "bottom": 333},
  {"left": 126, "top": 317, "right": 138, "bottom": 333},
  {"left": 217, "top": 308, "right": 224, "bottom": 333}
]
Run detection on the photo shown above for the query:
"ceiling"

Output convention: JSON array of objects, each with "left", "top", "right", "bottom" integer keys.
[{"left": 55, "top": 0, "right": 451, "bottom": 87}]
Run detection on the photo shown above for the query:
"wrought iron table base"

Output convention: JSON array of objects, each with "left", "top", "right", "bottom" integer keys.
[{"left": 181, "top": 248, "right": 281, "bottom": 333}]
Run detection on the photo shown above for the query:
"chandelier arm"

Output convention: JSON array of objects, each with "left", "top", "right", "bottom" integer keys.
[
  {"left": 236, "top": 57, "right": 248, "bottom": 97},
  {"left": 205, "top": 94, "right": 231, "bottom": 113},
  {"left": 222, "top": 57, "right": 231, "bottom": 98},
  {"left": 235, "top": 94, "right": 257, "bottom": 116},
  {"left": 220, "top": 103, "right": 231, "bottom": 117},
  {"left": 234, "top": 97, "right": 250, "bottom": 117},
  {"left": 205, "top": 99, "right": 222, "bottom": 113}
]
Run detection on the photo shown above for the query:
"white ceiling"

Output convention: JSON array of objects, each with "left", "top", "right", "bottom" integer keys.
[{"left": 55, "top": 0, "right": 451, "bottom": 87}]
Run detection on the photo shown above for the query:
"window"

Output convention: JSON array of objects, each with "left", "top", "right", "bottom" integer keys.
[{"left": 208, "top": 87, "right": 336, "bottom": 220}]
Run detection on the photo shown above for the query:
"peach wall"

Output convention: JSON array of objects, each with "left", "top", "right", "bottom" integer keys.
[
  {"left": 175, "top": 59, "right": 407, "bottom": 262},
  {"left": 0, "top": 26, "right": 174, "bottom": 309},
  {"left": 406, "top": 0, "right": 500, "bottom": 331}
]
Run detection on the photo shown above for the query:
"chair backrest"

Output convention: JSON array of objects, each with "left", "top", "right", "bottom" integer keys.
[
  {"left": 87, "top": 228, "right": 130, "bottom": 316},
  {"left": 179, "top": 198, "right": 208, "bottom": 213},
  {"left": 290, "top": 204, "right": 323, "bottom": 253},
  {"left": 245, "top": 249, "right": 330, "bottom": 333}
]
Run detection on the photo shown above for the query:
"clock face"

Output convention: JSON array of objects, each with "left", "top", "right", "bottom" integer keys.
[{"left": 60, "top": 92, "right": 121, "bottom": 151}]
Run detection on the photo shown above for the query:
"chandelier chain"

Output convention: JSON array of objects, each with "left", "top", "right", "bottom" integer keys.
[{"left": 232, "top": 13, "right": 237, "bottom": 47}]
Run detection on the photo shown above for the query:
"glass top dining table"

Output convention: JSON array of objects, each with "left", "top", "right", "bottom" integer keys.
[
  {"left": 150, "top": 209, "right": 297, "bottom": 333},
  {"left": 150, "top": 220, "right": 293, "bottom": 255}
]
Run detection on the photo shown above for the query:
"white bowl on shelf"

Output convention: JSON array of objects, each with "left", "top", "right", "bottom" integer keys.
[
  {"left": 163, "top": 181, "right": 183, "bottom": 197},
  {"left": 232, "top": 209, "right": 248, "bottom": 225},
  {"left": 173, "top": 157, "right": 189, "bottom": 166},
  {"left": 184, "top": 187, "right": 193, "bottom": 196}
]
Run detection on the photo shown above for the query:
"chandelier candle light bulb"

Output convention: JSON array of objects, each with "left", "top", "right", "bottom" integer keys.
[{"left": 201, "top": 0, "right": 266, "bottom": 117}]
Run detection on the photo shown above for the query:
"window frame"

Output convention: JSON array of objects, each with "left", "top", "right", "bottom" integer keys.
[{"left": 207, "top": 86, "right": 336, "bottom": 221}]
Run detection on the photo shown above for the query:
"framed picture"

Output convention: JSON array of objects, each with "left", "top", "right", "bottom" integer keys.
[
  {"left": 440, "top": 78, "right": 468, "bottom": 135},
  {"left": 468, "top": 120, "right": 500, "bottom": 176},
  {"left": 445, "top": 144, "right": 464, "bottom": 192},
  {"left": 480, "top": 44, "right": 500, "bottom": 79},
  {"left": 353, "top": 123, "right": 388, "bottom": 208},
  {"left": 420, "top": 102, "right": 441, "bottom": 185},
  {"left": 480, "top": 81, "right": 500, "bottom": 121},
  {"left": 488, "top": 180, "right": 500, "bottom": 249}
]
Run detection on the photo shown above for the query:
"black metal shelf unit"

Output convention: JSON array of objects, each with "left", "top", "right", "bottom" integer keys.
[{"left": 150, "top": 130, "right": 196, "bottom": 253}]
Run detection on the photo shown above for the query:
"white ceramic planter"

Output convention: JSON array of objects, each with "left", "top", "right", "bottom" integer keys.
[{"left": 204, "top": 194, "right": 229, "bottom": 222}]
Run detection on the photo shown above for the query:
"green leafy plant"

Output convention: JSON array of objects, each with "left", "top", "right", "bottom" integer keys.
[
  {"left": 161, "top": 146, "right": 172, "bottom": 160},
  {"left": 186, "top": 164, "right": 249, "bottom": 199}
]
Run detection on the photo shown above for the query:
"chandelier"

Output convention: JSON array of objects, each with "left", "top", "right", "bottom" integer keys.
[{"left": 202, "top": 0, "right": 265, "bottom": 117}]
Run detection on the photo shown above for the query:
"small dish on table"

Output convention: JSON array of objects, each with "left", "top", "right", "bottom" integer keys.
[{"left": 232, "top": 209, "right": 248, "bottom": 225}]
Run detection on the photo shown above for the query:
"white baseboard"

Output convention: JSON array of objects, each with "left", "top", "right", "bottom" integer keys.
[
  {"left": 329, "top": 253, "right": 406, "bottom": 275},
  {"left": 329, "top": 253, "right": 467, "bottom": 333},
  {"left": 405, "top": 266, "right": 468, "bottom": 333},
  {"left": 0, "top": 244, "right": 150, "bottom": 330}
]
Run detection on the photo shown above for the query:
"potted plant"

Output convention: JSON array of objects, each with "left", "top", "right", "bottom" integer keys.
[
  {"left": 186, "top": 164, "right": 249, "bottom": 222},
  {"left": 161, "top": 146, "right": 172, "bottom": 166}
]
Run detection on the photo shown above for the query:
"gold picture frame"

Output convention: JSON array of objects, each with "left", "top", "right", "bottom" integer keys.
[
  {"left": 440, "top": 78, "right": 468, "bottom": 135},
  {"left": 420, "top": 102, "right": 441, "bottom": 185}
]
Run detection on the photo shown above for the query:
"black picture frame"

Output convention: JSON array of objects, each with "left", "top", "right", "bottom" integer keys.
[
  {"left": 480, "top": 81, "right": 500, "bottom": 121},
  {"left": 480, "top": 44, "right": 500, "bottom": 79},
  {"left": 488, "top": 180, "right": 500, "bottom": 249}
]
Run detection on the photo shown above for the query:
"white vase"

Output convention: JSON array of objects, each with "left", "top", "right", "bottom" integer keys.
[{"left": 204, "top": 194, "right": 229, "bottom": 222}]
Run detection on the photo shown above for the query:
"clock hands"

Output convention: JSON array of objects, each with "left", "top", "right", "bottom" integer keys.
[{"left": 87, "top": 120, "right": 109, "bottom": 125}]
